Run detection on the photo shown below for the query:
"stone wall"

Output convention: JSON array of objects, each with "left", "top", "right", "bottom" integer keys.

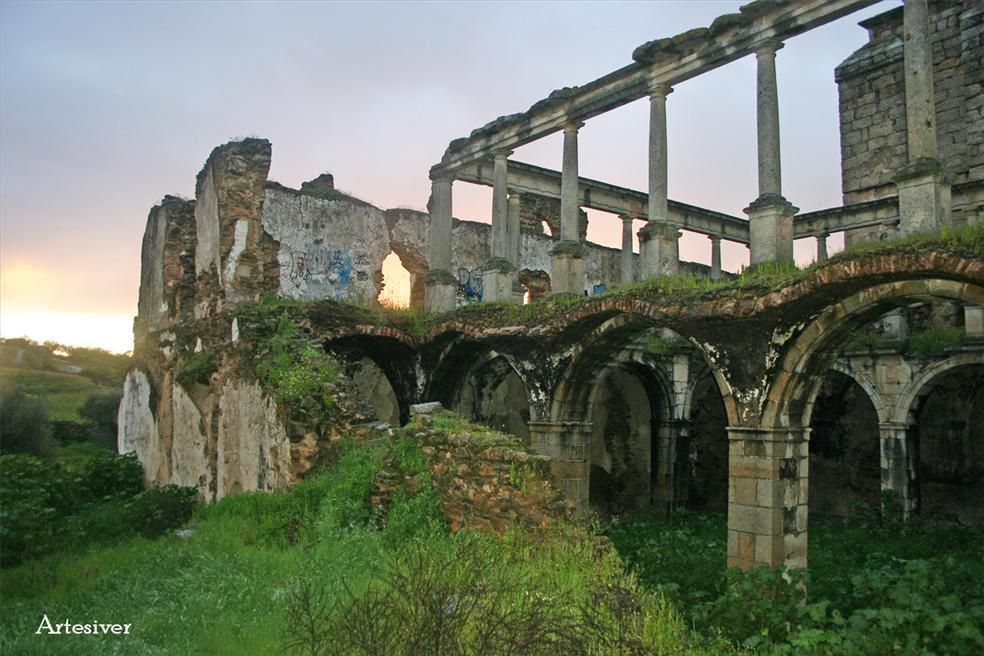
[{"left": 836, "top": 2, "right": 983, "bottom": 214}]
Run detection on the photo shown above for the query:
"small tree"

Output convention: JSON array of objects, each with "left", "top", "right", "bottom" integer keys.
[
  {"left": 0, "top": 387, "right": 57, "bottom": 457},
  {"left": 79, "top": 391, "right": 123, "bottom": 447}
]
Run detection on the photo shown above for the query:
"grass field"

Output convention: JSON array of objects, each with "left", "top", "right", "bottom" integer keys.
[{"left": 0, "top": 367, "right": 107, "bottom": 422}]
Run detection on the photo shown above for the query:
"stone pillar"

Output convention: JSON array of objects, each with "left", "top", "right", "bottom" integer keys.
[
  {"left": 528, "top": 420, "right": 592, "bottom": 511},
  {"left": 879, "top": 422, "right": 916, "bottom": 517},
  {"left": 653, "top": 419, "right": 689, "bottom": 511},
  {"left": 508, "top": 192, "right": 525, "bottom": 304},
  {"left": 710, "top": 236, "right": 722, "bottom": 280},
  {"left": 551, "top": 120, "right": 586, "bottom": 296},
  {"left": 639, "top": 81, "right": 678, "bottom": 280},
  {"left": 619, "top": 214, "right": 635, "bottom": 285},
  {"left": 425, "top": 175, "right": 456, "bottom": 312},
  {"left": 727, "top": 427, "right": 809, "bottom": 570},
  {"left": 816, "top": 233, "right": 828, "bottom": 263},
  {"left": 965, "top": 305, "right": 984, "bottom": 339},
  {"left": 896, "top": 0, "right": 950, "bottom": 235},
  {"left": 638, "top": 222, "right": 681, "bottom": 277},
  {"left": 744, "top": 40, "right": 797, "bottom": 265},
  {"left": 483, "top": 150, "right": 516, "bottom": 303},
  {"left": 880, "top": 310, "right": 909, "bottom": 344}
]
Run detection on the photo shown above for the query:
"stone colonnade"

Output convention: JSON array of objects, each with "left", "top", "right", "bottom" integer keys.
[{"left": 425, "top": 0, "right": 953, "bottom": 313}]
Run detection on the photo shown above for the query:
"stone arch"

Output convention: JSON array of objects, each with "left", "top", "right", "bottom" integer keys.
[
  {"left": 425, "top": 334, "right": 536, "bottom": 436},
  {"left": 452, "top": 350, "right": 532, "bottom": 444},
  {"left": 322, "top": 334, "right": 419, "bottom": 424},
  {"left": 808, "top": 369, "right": 881, "bottom": 518},
  {"left": 903, "top": 360, "right": 984, "bottom": 524},
  {"left": 764, "top": 279, "right": 984, "bottom": 431},
  {"left": 830, "top": 360, "right": 890, "bottom": 424},
  {"left": 585, "top": 355, "right": 675, "bottom": 515},
  {"left": 893, "top": 352, "right": 984, "bottom": 425}
]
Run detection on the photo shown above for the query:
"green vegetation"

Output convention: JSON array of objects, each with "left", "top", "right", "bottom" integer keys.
[
  {"left": 175, "top": 350, "right": 217, "bottom": 387},
  {"left": 255, "top": 311, "right": 337, "bottom": 411},
  {"left": 0, "top": 367, "right": 104, "bottom": 422},
  {"left": 0, "top": 427, "right": 723, "bottom": 656},
  {"left": 906, "top": 326, "right": 965, "bottom": 356},
  {"left": 0, "top": 451, "right": 196, "bottom": 568},
  {"left": 607, "top": 509, "right": 984, "bottom": 654}
]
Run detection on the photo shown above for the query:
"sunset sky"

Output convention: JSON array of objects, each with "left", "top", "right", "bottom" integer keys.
[{"left": 0, "top": 0, "right": 897, "bottom": 353}]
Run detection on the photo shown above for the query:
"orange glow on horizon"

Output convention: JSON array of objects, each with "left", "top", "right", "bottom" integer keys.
[{"left": 0, "top": 310, "right": 133, "bottom": 354}]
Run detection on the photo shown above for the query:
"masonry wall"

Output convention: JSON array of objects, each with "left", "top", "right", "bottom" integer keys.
[
  {"left": 836, "top": 1, "right": 983, "bottom": 213},
  {"left": 835, "top": 0, "right": 984, "bottom": 242}
]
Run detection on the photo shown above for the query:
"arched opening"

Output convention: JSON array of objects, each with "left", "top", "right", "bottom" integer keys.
[
  {"left": 685, "top": 373, "right": 729, "bottom": 511},
  {"left": 348, "top": 356, "right": 401, "bottom": 425},
  {"left": 377, "top": 251, "right": 411, "bottom": 309},
  {"left": 911, "top": 363, "right": 984, "bottom": 524},
  {"left": 325, "top": 334, "right": 418, "bottom": 425},
  {"left": 518, "top": 269, "right": 551, "bottom": 303},
  {"left": 808, "top": 369, "right": 880, "bottom": 519},
  {"left": 589, "top": 367, "right": 655, "bottom": 516},
  {"left": 453, "top": 354, "right": 531, "bottom": 444}
]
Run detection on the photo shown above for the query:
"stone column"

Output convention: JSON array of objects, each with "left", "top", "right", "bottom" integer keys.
[
  {"left": 551, "top": 120, "right": 586, "bottom": 295},
  {"left": 727, "top": 427, "right": 809, "bottom": 570},
  {"left": 528, "top": 420, "right": 592, "bottom": 511},
  {"left": 508, "top": 192, "right": 525, "bottom": 304},
  {"left": 652, "top": 419, "right": 689, "bottom": 511},
  {"left": 639, "top": 81, "right": 679, "bottom": 279},
  {"left": 896, "top": 0, "right": 950, "bottom": 235},
  {"left": 425, "top": 174, "right": 456, "bottom": 312},
  {"left": 619, "top": 214, "right": 635, "bottom": 285},
  {"left": 483, "top": 150, "right": 516, "bottom": 303},
  {"left": 744, "top": 40, "right": 797, "bottom": 265},
  {"left": 964, "top": 305, "right": 984, "bottom": 339},
  {"left": 710, "top": 236, "right": 722, "bottom": 280},
  {"left": 638, "top": 222, "right": 681, "bottom": 277},
  {"left": 816, "top": 233, "right": 828, "bottom": 263},
  {"left": 879, "top": 422, "right": 916, "bottom": 518}
]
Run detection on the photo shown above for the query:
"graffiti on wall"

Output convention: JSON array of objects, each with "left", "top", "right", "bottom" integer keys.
[
  {"left": 456, "top": 267, "right": 483, "bottom": 303},
  {"left": 287, "top": 245, "right": 371, "bottom": 300}
]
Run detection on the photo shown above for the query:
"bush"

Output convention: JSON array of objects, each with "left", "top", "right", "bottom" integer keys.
[
  {"left": 0, "top": 387, "right": 57, "bottom": 457},
  {"left": 0, "top": 455, "right": 72, "bottom": 566},
  {"left": 127, "top": 484, "right": 198, "bottom": 537},
  {"left": 73, "top": 450, "right": 143, "bottom": 501},
  {"left": 0, "top": 451, "right": 194, "bottom": 567},
  {"left": 77, "top": 390, "right": 122, "bottom": 446}
]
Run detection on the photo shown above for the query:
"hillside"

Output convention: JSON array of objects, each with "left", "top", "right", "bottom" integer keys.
[{"left": 0, "top": 339, "right": 129, "bottom": 422}]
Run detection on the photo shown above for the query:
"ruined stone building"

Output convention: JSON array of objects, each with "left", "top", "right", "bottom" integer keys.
[{"left": 120, "top": 0, "right": 983, "bottom": 571}]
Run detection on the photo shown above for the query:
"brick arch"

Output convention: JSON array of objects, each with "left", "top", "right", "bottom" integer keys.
[
  {"left": 763, "top": 279, "right": 984, "bottom": 431},
  {"left": 893, "top": 352, "right": 984, "bottom": 425}
]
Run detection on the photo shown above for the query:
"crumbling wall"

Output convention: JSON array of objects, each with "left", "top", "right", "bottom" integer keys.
[{"left": 262, "top": 184, "right": 390, "bottom": 304}]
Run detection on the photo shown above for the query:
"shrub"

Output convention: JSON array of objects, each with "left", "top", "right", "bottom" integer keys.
[
  {"left": 255, "top": 312, "right": 337, "bottom": 411},
  {"left": 0, "top": 387, "right": 57, "bottom": 457},
  {"left": 73, "top": 450, "right": 144, "bottom": 501},
  {"left": 77, "top": 390, "right": 123, "bottom": 446},
  {"left": 176, "top": 350, "right": 218, "bottom": 387},
  {"left": 127, "top": 484, "right": 198, "bottom": 537}
]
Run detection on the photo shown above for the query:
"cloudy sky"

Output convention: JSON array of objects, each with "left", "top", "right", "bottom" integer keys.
[{"left": 0, "top": 0, "right": 897, "bottom": 352}]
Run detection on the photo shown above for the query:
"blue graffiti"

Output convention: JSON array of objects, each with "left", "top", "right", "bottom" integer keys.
[
  {"left": 456, "top": 267, "right": 483, "bottom": 302},
  {"left": 592, "top": 283, "right": 607, "bottom": 295}
]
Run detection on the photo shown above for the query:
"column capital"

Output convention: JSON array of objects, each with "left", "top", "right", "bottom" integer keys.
[
  {"left": 646, "top": 79, "right": 674, "bottom": 98},
  {"left": 491, "top": 148, "right": 513, "bottom": 161},
  {"left": 753, "top": 39, "right": 784, "bottom": 57},
  {"left": 709, "top": 234, "right": 722, "bottom": 244},
  {"left": 563, "top": 119, "right": 585, "bottom": 134},
  {"left": 429, "top": 171, "right": 455, "bottom": 184},
  {"left": 618, "top": 213, "right": 637, "bottom": 224},
  {"left": 507, "top": 190, "right": 522, "bottom": 202}
]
